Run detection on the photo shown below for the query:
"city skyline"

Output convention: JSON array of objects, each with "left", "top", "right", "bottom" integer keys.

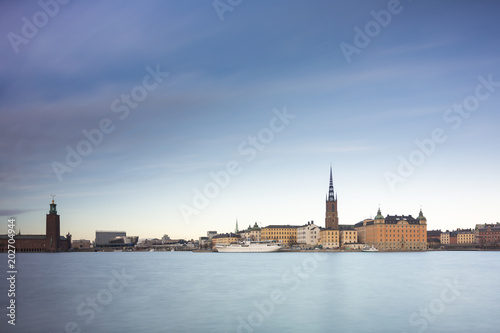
[{"left": 1, "top": 1, "right": 499, "bottom": 241}]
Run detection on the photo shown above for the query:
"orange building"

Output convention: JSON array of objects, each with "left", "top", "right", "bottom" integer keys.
[{"left": 355, "top": 208, "right": 427, "bottom": 250}]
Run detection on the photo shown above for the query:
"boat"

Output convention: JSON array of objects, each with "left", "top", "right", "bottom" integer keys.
[
  {"left": 216, "top": 240, "right": 282, "bottom": 253},
  {"left": 362, "top": 245, "right": 379, "bottom": 252}
]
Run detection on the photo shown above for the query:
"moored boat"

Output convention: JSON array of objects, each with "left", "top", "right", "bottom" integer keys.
[
  {"left": 362, "top": 245, "right": 379, "bottom": 252},
  {"left": 216, "top": 240, "right": 282, "bottom": 253}
]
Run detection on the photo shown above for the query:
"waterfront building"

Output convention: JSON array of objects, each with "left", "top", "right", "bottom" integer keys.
[
  {"left": 199, "top": 236, "right": 209, "bottom": 248},
  {"left": 211, "top": 233, "right": 240, "bottom": 245},
  {"left": 260, "top": 225, "right": 298, "bottom": 245},
  {"left": 456, "top": 229, "right": 476, "bottom": 244},
  {"left": 319, "top": 229, "right": 339, "bottom": 249},
  {"left": 339, "top": 227, "right": 358, "bottom": 246},
  {"left": 240, "top": 222, "right": 262, "bottom": 241},
  {"left": 440, "top": 231, "right": 450, "bottom": 244},
  {"left": 207, "top": 231, "right": 217, "bottom": 240},
  {"left": 325, "top": 166, "right": 339, "bottom": 229},
  {"left": 72, "top": 239, "right": 91, "bottom": 249},
  {"left": 297, "top": 221, "right": 321, "bottom": 247},
  {"left": 354, "top": 208, "right": 427, "bottom": 250},
  {"left": 0, "top": 199, "right": 71, "bottom": 252},
  {"left": 427, "top": 230, "right": 442, "bottom": 242},
  {"left": 477, "top": 225, "right": 500, "bottom": 245},
  {"left": 95, "top": 230, "right": 127, "bottom": 247},
  {"left": 449, "top": 231, "right": 458, "bottom": 244},
  {"left": 355, "top": 219, "right": 372, "bottom": 244},
  {"left": 427, "top": 229, "right": 442, "bottom": 248}
]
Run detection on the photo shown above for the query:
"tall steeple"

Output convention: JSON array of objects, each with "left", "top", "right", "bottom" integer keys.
[
  {"left": 328, "top": 164, "right": 335, "bottom": 202},
  {"left": 325, "top": 165, "right": 339, "bottom": 229}
]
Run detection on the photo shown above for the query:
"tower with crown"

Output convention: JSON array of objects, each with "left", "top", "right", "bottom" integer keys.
[
  {"left": 46, "top": 196, "right": 61, "bottom": 252},
  {"left": 325, "top": 166, "right": 339, "bottom": 229}
]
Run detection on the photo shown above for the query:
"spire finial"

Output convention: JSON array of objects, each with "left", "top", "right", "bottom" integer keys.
[
  {"left": 327, "top": 165, "right": 335, "bottom": 201},
  {"left": 50, "top": 194, "right": 56, "bottom": 204}
]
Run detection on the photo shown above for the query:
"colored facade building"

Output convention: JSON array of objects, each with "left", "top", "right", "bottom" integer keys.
[
  {"left": 427, "top": 229, "right": 442, "bottom": 248},
  {"left": 211, "top": 233, "right": 240, "bottom": 245},
  {"left": 325, "top": 166, "right": 339, "bottom": 230},
  {"left": 297, "top": 221, "right": 321, "bottom": 247},
  {"left": 457, "top": 229, "right": 476, "bottom": 244},
  {"left": 440, "top": 232, "right": 450, "bottom": 244},
  {"left": 340, "top": 229, "right": 358, "bottom": 246},
  {"left": 354, "top": 219, "right": 372, "bottom": 244},
  {"left": 261, "top": 225, "right": 298, "bottom": 245},
  {"left": 354, "top": 208, "right": 427, "bottom": 250},
  {"left": 427, "top": 230, "right": 442, "bottom": 242},
  {"left": 0, "top": 199, "right": 71, "bottom": 252},
  {"left": 319, "top": 229, "right": 339, "bottom": 249},
  {"left": 477, "top": 225, "right": 500, "bottom": 244},
  {"left": 239, "top": 222, "right": 261, "bottom": 241},
  {"left": 449, "top": 231, "right": 458, "bottom": 244}
]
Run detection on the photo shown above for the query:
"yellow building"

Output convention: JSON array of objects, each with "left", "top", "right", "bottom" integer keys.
[
  {"left": 457, "top": 230, "right": 475, "bottom": 244},
  {"left": 319, "top": 229, "right": 339, "bottom": 249},
  {"left": 440, "top": 232, "right": 450, "bottom": 244},
  {"left": 260, "top": 225, "right": 297, "bottom": 245},
  {"left": 340, "top": 229, "right": 358, "bottom": 246},
  {"left": 211, "top": 233, "right": 240, "bottom": 246},
  {"left": 354, "top": 208, "right": 427, "bottom": 251}
]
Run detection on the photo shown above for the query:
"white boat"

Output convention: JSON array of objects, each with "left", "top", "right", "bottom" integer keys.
[
  {"left": 216, "top": 240, "right": 282, "bottom": 253},
  {"left": 362, "top": 245, "right": 379, "bottom": 252}
]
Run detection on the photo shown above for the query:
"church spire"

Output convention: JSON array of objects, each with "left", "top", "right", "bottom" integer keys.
[{"left": 328, "top": 165, "right": 335, "bottom": 202}]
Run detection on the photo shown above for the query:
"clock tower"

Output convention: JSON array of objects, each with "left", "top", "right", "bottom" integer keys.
[
  {"left": 46, "top": 197, "right": 60, "bottom": 252},
  {"left": 325, "top": 166, "right": 339, "bottom": 229}
]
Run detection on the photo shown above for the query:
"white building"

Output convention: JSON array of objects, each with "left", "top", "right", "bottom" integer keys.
[{"left": 297, "top": 221, "right": 321, "bottom": 247}]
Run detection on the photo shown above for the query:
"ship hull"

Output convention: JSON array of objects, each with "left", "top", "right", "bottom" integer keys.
[{"left": 216, "top": 243, "right": 281, "bottom": 253}]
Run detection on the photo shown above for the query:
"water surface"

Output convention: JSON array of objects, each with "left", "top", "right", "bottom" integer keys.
[{"left": 1, "top": 251, "right": 499, "bottom": 332}]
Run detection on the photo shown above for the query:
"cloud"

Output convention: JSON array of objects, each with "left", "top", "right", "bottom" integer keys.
[{"left": 0, "top": 209, "right": 40, "bottom": 217}]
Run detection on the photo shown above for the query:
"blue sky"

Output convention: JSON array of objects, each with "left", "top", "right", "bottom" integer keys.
[{"left": 1, "top": 0, "right": 499, "bottom": 241}]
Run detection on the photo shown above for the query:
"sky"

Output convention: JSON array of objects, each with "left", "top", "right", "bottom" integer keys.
[{"left": 1, "top": 0, "right": 499, "bottom": 241}]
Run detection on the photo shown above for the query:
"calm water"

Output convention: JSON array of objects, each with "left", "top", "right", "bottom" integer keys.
[{"left": 1, "top": 251, "right": 499, "bottom": 333}]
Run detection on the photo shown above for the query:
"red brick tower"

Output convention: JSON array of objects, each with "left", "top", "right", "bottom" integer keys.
[
  {"left": 325, "top": 166, "right": 339, "bottom": 229},
  {"left": 46, "top": 197, "right": 60, "bottom": 252}
]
